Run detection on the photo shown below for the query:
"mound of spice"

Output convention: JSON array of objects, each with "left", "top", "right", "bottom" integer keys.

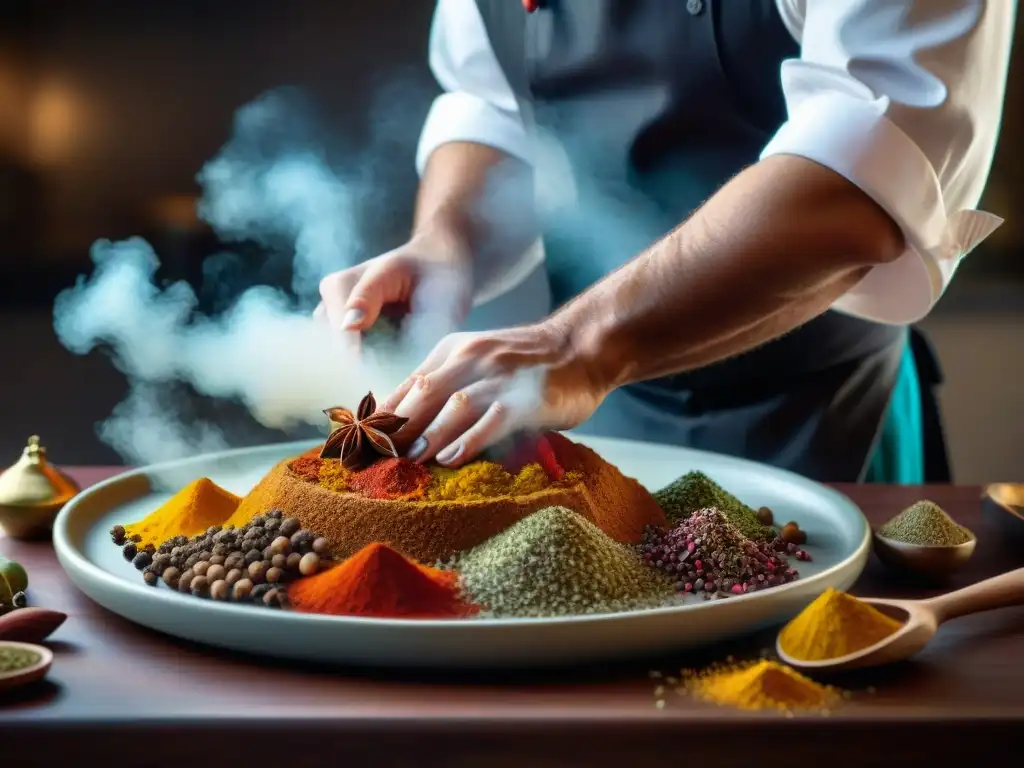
[
  {"left": 289, "top": 542, "right": 476, "bottom": 619},
  {"left": 779, "top": 587, "right": 903, "bottom": 661},
  {"left": 653, "top": 471, "right": 771, "bottom": 541},
  {"left": 684, "top": 659, "right": 842, "bottom": 713},
  {"left": 116, "top": 508, "right": 331, "bottom": 609},
  {"left": 426, "top": 461, "right": 554, "bottom": 501},
  {"left": 639, "top": 508, "right": 804, "bottom": 599},
  {"left": 454, "top": 506, "right": 674, "bottom": 618},
  {"left": 877, "top": 500, "right": 971, "bottom": 546},
  {"left": 124, "top": 478, "right": 241, "bottom": 549}
]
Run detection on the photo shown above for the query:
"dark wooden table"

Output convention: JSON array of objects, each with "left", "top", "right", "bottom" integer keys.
[{"left": 2, "top": 469, "right": 1023, "bottom": 767}]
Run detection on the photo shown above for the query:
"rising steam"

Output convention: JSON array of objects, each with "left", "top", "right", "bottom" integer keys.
[{"left": 53, "top": 89, "right": 418, "bottom": 464}]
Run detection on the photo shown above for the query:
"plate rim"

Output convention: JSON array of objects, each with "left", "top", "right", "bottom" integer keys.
[{"left": 53, "top": 436, "right": 871, "bottom": 630}]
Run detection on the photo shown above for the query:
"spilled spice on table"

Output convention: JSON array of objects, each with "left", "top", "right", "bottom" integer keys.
[{"left": 684, "top": 659, "right": 842, "bottom": 713}]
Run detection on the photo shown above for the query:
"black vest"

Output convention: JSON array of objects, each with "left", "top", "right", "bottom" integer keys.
[{"left": 474, "top": 0, "right": 905, "bottom": 481}]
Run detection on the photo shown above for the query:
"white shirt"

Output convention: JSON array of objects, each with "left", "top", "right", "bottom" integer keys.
[{"left": 417, "top": 0, "right": 1015, "bottom": 324}]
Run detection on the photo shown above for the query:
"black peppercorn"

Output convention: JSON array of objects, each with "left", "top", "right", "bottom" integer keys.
[
  {"left": 267, "top": 509, "right": 283, "bottom": 520},
  {"left": 122, "top": 541, "right": 138, "bottom": 561},
  {"left": 143, "top": 569, "right": 159, "bottom": 586},
  {"left": 279, "top": 517, "right": 301, "bottom": 538},
  {"left": 132, "top": 551, "right": 152, "bottom": 570},
  {"left": 251, "top": 583, "right": 273, "bottom": 601},
  {"left": 244, "top": 549, "right": 262, "bottom": 565},
  {"left": 290, "top": 530, "right": 315, "bottom": 553},
  {"left": 110, "top": 525, "right": 126, "bottom": 545}
]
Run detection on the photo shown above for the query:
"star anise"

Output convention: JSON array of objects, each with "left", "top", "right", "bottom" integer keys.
[{"left": 319, "top": 392, "right": 409, "bottom": 469}]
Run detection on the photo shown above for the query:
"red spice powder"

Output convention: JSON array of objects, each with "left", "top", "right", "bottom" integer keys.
[
  {"left": 289, "top": 455, "right": 324, "bottom": 483},
  {"left": 289, "top": 542, "right": 478, "bottom": 619},
  {"left": 348, "top": 458, "right": 432, "bottom": 500}
]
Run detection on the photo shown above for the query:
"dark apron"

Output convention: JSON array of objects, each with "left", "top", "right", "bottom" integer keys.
[{"left": 474, "top": 0, "right": 907, "bottom": 482}]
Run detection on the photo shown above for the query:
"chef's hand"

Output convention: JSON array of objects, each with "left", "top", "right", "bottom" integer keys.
[
  {"left": 380, "top": 321, "right": 610, "bottom": 467},
  {"left": 314, "top": 229, "right": 473, "bottom": 338}
]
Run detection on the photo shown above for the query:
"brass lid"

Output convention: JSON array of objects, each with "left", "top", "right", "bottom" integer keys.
[{"left": 0, "top": 436, "right": 80, "bottom": 508}]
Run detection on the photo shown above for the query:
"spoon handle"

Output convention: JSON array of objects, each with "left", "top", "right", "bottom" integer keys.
[{"left": 925, "top": 567, "right": 1024, "bottom": 623}]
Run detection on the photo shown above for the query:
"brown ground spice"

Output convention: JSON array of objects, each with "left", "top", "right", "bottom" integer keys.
[{"left": 227, "top": 433, "right": 668, "bottom": 562}]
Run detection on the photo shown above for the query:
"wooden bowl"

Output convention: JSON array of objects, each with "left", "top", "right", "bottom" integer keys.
[
  {"left": 873, "top": 528, "right": 977, "bottom": 580},
  {"left": 0, "top": 641, "right": 53, "bottom": 692}
]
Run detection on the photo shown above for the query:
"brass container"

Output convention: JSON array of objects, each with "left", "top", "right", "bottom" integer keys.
[{"left": 0, "top": 436, "right": 80, "bottom": 540}]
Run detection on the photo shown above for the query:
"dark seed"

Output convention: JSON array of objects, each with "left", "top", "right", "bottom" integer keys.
[
  {"left": 132, "top": 551, "right": 152, "bottom": 570},
  {"left": 110, "top": 525, "right": 126, "bottom": 544},
  {"left": 122, "top": 542, "right": 138, "bottom": 561}
]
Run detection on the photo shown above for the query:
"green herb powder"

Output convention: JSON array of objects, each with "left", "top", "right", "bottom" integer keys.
[
  {"left": 453, "top": 506, "right": 674, "bottom": 618},
  {"left": 878, "top": 500, "right": 971, "bottom": 546},
  {"left": 654, "top": 471, "right": 772, "bottom": 541},
  {"left": 0, "top": 646, "right": 41, "bottom": 673}
]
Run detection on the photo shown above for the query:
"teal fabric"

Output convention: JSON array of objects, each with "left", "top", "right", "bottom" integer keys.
[{"left": 865, "top": 338, "right": 925, "bottom": 484}]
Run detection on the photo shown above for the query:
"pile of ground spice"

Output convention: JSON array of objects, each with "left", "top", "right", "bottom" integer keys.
[
  {"left": 229, "top": 432, "right": 668, "bottom": 562},
  {"left": 115, "top": 509, "right": 331, "bottom": 608},
  {"left": 684, "top": 659, "right": 842, "bottom": 713},
  {"left": 426, "top": 461, "right": 559, "bottom": 502},
  {"left": 453, "top": 506, "right": 674, "bottom": 618},
  {"left": 653, "top": 471, "right": 771, "bottom": 541},
  {"left": 348, "top": 458, "right": 433, "bottom": 500},
  {"left": 290, "top": 542, "right": 477, "bottom": 619},
  {"left": 877, "top": 500, "right": 971, "bottom": 546},
  {"left": 125, "top": 478, "right": 241, "bottom": 549},
  {"left": 779, "top": 587, "right": 904, "bottom": 661},
  {"left": 639, "top": 508, "right": 806, "bottom": 599}
]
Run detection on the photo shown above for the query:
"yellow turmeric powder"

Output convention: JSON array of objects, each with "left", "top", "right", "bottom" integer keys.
[
  {"left": 318, "top": 461, "right": 352, "bottom": 492},
  {"left": 779, "top": 587, "right": 903, "bottom": 662},
  {"left": 686, "top": 659, "right": 840, "bottom": 712},
  {"left": 425, "top": 461, "right": 557, "bottom": 501},
  {"left": 125, "top": 478, "right": 240, "bottom": 548}
]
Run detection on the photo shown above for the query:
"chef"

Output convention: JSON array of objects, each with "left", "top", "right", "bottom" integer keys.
[{"left": 317, "top": 0, "right": 1013, "bottom": 483}]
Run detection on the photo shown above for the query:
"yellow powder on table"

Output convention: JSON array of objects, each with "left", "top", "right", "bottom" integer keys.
[
  {"left": 779, "top": 587, "right": 903, "bottom": 662},
  {"left": 686, "top": 660, "right": 840, "bottom": 712},
  {"left": 125, "top": 478, "right": 240, "bottom": 548}
]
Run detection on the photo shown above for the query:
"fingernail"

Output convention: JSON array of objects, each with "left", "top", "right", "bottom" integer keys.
[
  {"left": 435, "top": 443, "right": 463, "bottom": 465},
  {"left": 406, "top": 436, "right": 428, "bottom": 461},
  {"left": 342, "top": 308, "right": 365, "bottom": 329}
]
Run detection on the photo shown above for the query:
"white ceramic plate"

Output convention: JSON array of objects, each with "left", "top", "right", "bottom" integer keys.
[{"left": 53, "top": 436, "right": 870, "bottom": 668}]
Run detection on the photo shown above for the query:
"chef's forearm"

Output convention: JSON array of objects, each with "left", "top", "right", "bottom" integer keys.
[
  {"left": 412, "top": 141, "right": 536, "bottom": 277},
  {"left": 555, "top": 154, "right": 905, "bottom": 390}
]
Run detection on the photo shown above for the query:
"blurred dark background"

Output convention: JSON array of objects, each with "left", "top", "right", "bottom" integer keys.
[{"left": 0, "top": 1, "right": 1021, "bottom": 481}]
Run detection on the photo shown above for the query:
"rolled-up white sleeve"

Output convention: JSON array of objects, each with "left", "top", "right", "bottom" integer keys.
[
  {"left": 416, "top": 0, "right": 533, "bottom": 174},
  {"left": 764, "top": 0, "right": 1014, "bottom": 324}
]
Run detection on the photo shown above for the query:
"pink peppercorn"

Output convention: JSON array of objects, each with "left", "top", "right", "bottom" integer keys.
[{"left": 730, "top": 584, "right": 744, "bottom": 595}]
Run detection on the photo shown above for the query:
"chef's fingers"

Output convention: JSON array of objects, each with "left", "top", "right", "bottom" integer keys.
[
  {"left": 340, "top": 258, "right": 419, "bottom": 332},
  {"left": 396, "top": 358, "right": 478, "bottom": 459},
  {"left": 382, "top": 332, "right": 466, "bottom": 414},
  {"left": 434, "top": 399, "right": 512, "bottom": 468},
  {"left": 318, "top": 269, "right": 363, "bottom": 331},
  {"left": 406, "top": 379, "right": 504, "bottom": 465}
]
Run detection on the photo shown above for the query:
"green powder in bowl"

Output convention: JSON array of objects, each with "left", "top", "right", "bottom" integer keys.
[
  {"left": 878, "top": 500, "right": 972, "bottom": 547},
  {"left": 0, "top": 645, "right": 42, "bottom": 673}
]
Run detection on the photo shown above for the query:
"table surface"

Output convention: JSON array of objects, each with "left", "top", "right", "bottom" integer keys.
[{"left": 3, "top": 469, "right": 1023, "bottom": 766}]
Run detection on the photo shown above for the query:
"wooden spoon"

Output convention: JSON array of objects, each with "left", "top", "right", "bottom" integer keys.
[{"left": 777, "top": 567, "right": 1024, "bottom": 672}]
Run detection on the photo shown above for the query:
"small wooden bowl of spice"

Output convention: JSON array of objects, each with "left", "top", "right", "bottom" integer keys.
[
  {"left": 0, "top": 641, "right": 53, "bottom": 692},
  {"left": 873, "top": 500, "right": 976, "bottom": 580}
]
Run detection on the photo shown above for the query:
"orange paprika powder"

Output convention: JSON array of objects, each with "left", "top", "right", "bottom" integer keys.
[
  {"left": 348, "top": 458, "right": 432, "bottom": 500},
  {"left": 289, "top": 542, "right": 477, "bottom": 619}
]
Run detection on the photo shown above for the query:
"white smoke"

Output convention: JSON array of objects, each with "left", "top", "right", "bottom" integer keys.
[{"left": 52, "top": 89, "right": 419, "bottom": 465}]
